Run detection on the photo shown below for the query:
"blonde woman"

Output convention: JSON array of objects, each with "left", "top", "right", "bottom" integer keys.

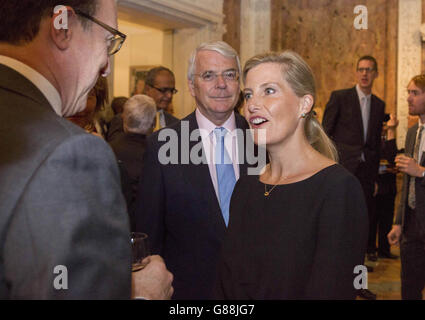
[{"left": 215, "top": 51, "right": 368, "bottom": 299}]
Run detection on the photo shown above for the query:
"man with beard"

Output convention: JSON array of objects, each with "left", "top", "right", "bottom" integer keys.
[{"left": 390, "top": 75, "right": 425, "bottom": 300}]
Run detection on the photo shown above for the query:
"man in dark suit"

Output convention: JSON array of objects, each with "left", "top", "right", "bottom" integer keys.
[
  {"left": 106, "top": 96, "right": 128, "bottom": 141},
  {"left": 0, "top": 0, "right": 172, "bottom": 299},
  {"left": 135, "top": 41, "right": 261, "bottom": 299},
  {"left": 106, "top": 67, "right": 179, "bottom": 142},
  {"left": 390, "top": 75, "right": 425, "bottom": 299},
  {"left": 110, "top": 94, "right": 157, "bottom": 231},
  {"left": 373, "top": 114, "right": 399, "bottom": 260},
  {"left": 323, "top": 55, "right": 386, "bottom": 300}
]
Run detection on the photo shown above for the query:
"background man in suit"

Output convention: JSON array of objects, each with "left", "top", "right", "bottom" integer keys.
[
  {"left": 0, "top": 0, "right": 172, "bottom": 299},
  {"left": 322, "top": 55, "right": 386, "bottom": 300},
  {"left": 106, "top": 66, "right": 179, "bottom": 142},
  {"left": 106, "top": 96, "right": 129, "bottom": 141},
  {"left": 143, "top": 66, "right": 179, "bottom": 130},
  {"left": 135, "top": 41, "right": 256, "bottom": 299},
  {"left": 110, "top": 94, "right": 157, "bottom": 231},
  {"left": 390, "top": 75, "right": 425, "bottom": 299},
  {"left": 373, "top": 114, "right": 399, "bottom": 260}
]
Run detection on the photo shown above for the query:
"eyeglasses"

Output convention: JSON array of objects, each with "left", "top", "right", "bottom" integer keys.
[
  {"left": 151, "top": 85, "right": 178, "bottom": 95},
  {"left": 357, "top": 67, "right": 375, "bottom": 74},
  {"left": 75, "top": 9, "right": 127, "bottom": 56},
  {"left": 194, "top": 70, "right": 239, "bottom": 82}
]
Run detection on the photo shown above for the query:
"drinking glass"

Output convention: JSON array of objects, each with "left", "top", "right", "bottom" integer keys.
[{"left": 131, "top": 232, "right": 149, "bottom": 272}]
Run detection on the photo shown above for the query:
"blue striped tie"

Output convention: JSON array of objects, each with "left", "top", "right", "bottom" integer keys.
[{"left": 214, "top": 127, "right": 236, "bottom": 227}]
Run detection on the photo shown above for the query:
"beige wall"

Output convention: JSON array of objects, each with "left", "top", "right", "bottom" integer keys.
[
  {"left": 270, "top": 0, "right": 398, "bottom": 119},
  {"left": 113, "top": 19, "right": 170, "bottom": 97}
]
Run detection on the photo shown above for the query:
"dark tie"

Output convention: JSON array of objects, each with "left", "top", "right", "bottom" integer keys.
[
  {"left": 408, "top": 125, "right": 424, "bottom": 209},
  {"left": 214, "top": 127, "right": 236, "bottom": 227}
]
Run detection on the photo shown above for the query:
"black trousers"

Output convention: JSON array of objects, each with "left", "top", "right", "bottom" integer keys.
[
  {"left": 354, "top": 162, "right": 375, "bottom": 253},
  {"left": 400, "top": 207, "right": 425, "bottom": 300},
  {"left": 370, "top": 193, "right": 396, "bottom": 255}
]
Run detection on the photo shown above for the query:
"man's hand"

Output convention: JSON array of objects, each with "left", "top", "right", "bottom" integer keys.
[
  {"left": 386, "top": 113, "right": 399, "bottom": 130},
  {"left": 387, "top": 225, "right": 402, "bottom": 246},
  {"left": 386, "top": 113, "right": 399, "bottom": 140},
  {"left": 132, "top": 255, "right": 174, "bottom": 300},
  {"left": 395, "top": 154, "right": 424, "bottom": 177}
]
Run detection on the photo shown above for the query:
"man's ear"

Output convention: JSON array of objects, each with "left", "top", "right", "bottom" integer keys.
[
  {"left": 188, "top": 79, "right": 196, "bottom": 97},
  {"left": 50, "top": 6, "right": 76, "bottom": 51}
]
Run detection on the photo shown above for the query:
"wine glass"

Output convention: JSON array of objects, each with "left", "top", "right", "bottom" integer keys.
[{"left": 131, "top": 232, "right": 150, "bottom": 272}]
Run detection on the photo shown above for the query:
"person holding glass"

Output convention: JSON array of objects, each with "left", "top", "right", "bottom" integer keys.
[{"left": 215, "top": 51, "right": 368, "bottom": 299}]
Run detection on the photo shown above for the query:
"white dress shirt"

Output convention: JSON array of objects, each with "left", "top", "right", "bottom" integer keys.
[
  {"left": 158, "top": 109, "right": 166, "bottom": 128},
  {"left": 0, "top": 55, "right": 62, "bottom": 116},
  {"left": 195, "top": 108, "right": 240, "bottom": 201},
  {"left": 356, "top": 84, "right": 371, "bottom": 142}
]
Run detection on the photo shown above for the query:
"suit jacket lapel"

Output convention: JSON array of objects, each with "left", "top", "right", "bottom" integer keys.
[
  {"left": 235, "top": 113, "right": 250, "bottom": 176},
  {"left": 365, "top": 95, "right": 379, "bottom": 144},
  {"left": 180, "top": 112, "right": 226, "bottom": 232},
  {"left": 407, "top": 124, "right": 418, "bottom": 159},
  {"left": 350, "top": 87, "right": 365, "bottom": 143}
]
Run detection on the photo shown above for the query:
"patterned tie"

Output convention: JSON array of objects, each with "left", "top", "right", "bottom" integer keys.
[
  {"left": 214, "top": 127, "right": 236, "bottom": 227},
  {"left": 408, "top": 125, "right": 424, "bottom": 209}
]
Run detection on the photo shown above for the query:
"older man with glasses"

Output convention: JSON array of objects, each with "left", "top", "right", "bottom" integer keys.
[
  {"left": 106, "top": 66, "right": 179, "bottom": 142},
  {"left": 0, "top": 0, "right": 172, "bottom": 299},
  {"left": 143, "top": 66, "right": 179, "bottom": 131},
  {"left": 135, "top": 41, "right": 258, "bottom": 299}
]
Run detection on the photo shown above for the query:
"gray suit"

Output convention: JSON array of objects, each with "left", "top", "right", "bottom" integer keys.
[
  {"left": 395, "top": 123, "right": 425, "bottom": 231},
  {"left": 395, "top": 123, "right": 425, "bottom": 299},
  {"left": 0, "top": 64, "right": 131, "bottom": 299}
]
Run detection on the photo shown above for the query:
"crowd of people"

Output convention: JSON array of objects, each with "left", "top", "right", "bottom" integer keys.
[{"left": 1, "top": 0, "right": 425, "bottom": 300}]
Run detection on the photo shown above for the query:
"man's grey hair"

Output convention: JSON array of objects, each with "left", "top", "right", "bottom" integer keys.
[
  {"left": 122, "top": 95, "right": 157, "bottom": 135},
  {"left": 187, "top": 41, "right": 241, "bottom": 82}
]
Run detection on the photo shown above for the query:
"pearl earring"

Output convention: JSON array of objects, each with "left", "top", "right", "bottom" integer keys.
[{"left": 301, "top": 113, "right": 307, "bottom": 118}]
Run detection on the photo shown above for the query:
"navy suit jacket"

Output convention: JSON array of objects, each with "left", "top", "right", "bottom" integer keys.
[
  {"left": 135, "top": 111, "right": 255, "bottom": 299},
  {"left": 323, "top": 86, "right": 386, "bottom": 183}
]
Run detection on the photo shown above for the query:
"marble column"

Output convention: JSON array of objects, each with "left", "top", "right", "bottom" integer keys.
[
  {"left": 398, "top": 0, "right": 422, "bottom": 148},
  {"left": 172, "top": 22, "right": 226, "bottom": 118},
  {"left": 240, "top": 0, "right": 271, "bottom": 66}
]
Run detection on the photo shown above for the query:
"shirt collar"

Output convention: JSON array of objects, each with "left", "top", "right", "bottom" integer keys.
[
  {"left": 0, "top": 55, "right": 62, "bottom": 116},
  {"left": 356, "top": 84, "right": 371, "bottom": 101},
  {"left": 195, "top": 108, "right": 236, "bottom": 136}
]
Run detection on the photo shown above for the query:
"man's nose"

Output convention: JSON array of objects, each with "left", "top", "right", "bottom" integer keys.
[
  {"left": 215, "top": 74, "right": 227, "bottom": 88},
  {"left": 164, "top": 90, "right": 173, "bottom": 99}
]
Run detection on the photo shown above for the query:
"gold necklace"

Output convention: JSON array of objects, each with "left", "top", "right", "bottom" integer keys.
[{"left": 264, "top": 183, "right": 279, "bottom": 197}]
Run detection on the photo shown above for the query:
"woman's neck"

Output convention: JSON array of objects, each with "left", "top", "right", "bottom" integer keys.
[{"left": 262, "top": 135, "right": 333, "bottom": 185}]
